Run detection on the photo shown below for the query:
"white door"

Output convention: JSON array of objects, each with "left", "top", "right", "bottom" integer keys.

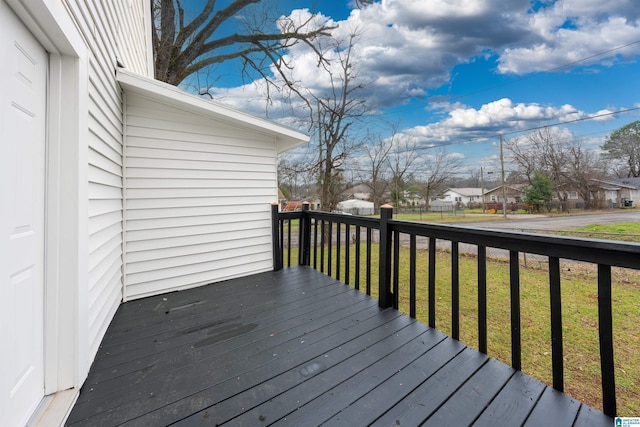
[{"left": 0, "top": 1, "right": 47, "bottom": 426}]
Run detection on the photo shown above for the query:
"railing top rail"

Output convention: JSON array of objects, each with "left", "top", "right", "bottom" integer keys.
[
  {"left": 389, "top": 219, "right": 640, "bottom": 269},
  {"left": 276, "top": 208, "right": 640, "bottom": 269},
  {"left": 306, "top": 211, "right": 381, "bottom": 229},
  {"left": 278, "top": 211, "right": 304, "bottom": 220}
]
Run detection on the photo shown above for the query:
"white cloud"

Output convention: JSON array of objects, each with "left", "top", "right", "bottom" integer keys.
[
  {"left": 398, "top": 98, "right": 594, "bottom": 146},
  {"left": 589, "top": 109, "right": 616, "bottom": 121},
  {"left": 196, "top": 0, "right": 639, "bottom": 146},
  {"left": 497, "top": 2, "right": 640, "bottom": 73},
  {"left": 265, "top": 0, "right": 640, "bottom": 110}
]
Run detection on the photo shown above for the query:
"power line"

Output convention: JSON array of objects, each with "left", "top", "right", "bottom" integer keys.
[
  {"left": 501, "top": 107, "right": 640, "bottom": 137},
  {"left": 404, "top": 106, "right": 640, "bottom": 153}
]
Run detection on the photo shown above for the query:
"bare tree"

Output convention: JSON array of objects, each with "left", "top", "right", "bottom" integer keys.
[
  {"left": 387, "top": 130, "right": 418, "bottom": 207},
  {"left": 416, "top": 149, "right": 464, "bottom": 205},
  {"left": 506, "top": 128, "right": 571, "bottom": 211},
  {"left": 566, "top": 141, "right": 606, "bottom": 209},
  {"left": 505, "top": 133, "right": 544, "bottom": 184},
  {"left": 360, "top": 131, "right": 392, "bottom": 210},
  {"left": 309, "top": 31, "right": 369, "bottom": 211},
  {"left": 152, "top": 0, "right": 335, "bottom": 88},
  {"left": 506, "top": 128, "right": 607, "bottom": 211},
  {"left": 277, "top": 158, "right": 315, "bottom": 201}
]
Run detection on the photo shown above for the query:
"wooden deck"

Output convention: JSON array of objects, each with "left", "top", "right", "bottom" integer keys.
[{"left": 67, "top": 266, "right": 612, "bottom": 426}]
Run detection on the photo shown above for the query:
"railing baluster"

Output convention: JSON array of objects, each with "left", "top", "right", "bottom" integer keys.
[
  {"left": 287, "top": 218, "right": 292, "bottom": 267},
  {"left": 366, "top": 228, "right": 372, "bottom": 296},
  {"left": 313, "top": 218, "right": 318, "bottom": 269},
  {"left": 393, "top": 230, "right": 400, "bottom": 309},
  {"left": 320, "top": 220, "right": 325, "bottom": 274},
  {"left": 428, "top": 237, "right": 436, "bottom": 328},
  {"left": 598, "top": 264, "right": 616, "bottom": 417},
  {"left": 549, "top": 256, "right": 564, "bottom": 392},
  {"left": 478, "top": 245, "right": 487, "bottom": 354},
  {"left": 510, "top": 250, "right": 521, "bottom": 371},
  {"left": 328, "top": 221, "right": 333, "bottom": 277},
  {"left": 345, "top": 224, "right": 350, "bottom": 286},
  {"left": 410, "top": 234, "right": 416, "bottom": 319},
  {"left": 279, "top": 218, "right": 284, "bottom": 268},
  {"left": 355, "top": 226, "right": 361, "bottom": 290},
  {"left": 452, "top": 241, "right": 460, "bottom": 340},
  {"left": 336, "top": 222, "right": 341, "bottom": 281}
]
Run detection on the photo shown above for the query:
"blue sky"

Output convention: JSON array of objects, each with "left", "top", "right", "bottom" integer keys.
[{"left": 183, "top": 0, "right": 640, "bottom": 177}]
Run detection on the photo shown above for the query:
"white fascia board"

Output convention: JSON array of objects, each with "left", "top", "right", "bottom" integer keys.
[{"left": 116, "top": 69, "right": 309, "bottom": 153}]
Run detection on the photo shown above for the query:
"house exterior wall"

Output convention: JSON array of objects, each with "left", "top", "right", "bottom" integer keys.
[
  {"left": 4, "top": 0, "right": 151, "bottom": 417},
  {"left": 6, "top": 2, "right": 305, "bottom": 422},
  {"left": 484, "top": 187, "right": 523, "bottom": 204},
  {"left": 441, "top": 190, "right": 480, "bottom": 206},
  {"left": 122, "top": 93, "right": 280, "bottom": 300},
  {"left": 61, "top": 0, "right": 152, "bottom": 357}
]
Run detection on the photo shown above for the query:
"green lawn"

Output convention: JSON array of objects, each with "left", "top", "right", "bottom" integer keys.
[{"left": 283, "top": 243, "right": 640, "bottom": 415}]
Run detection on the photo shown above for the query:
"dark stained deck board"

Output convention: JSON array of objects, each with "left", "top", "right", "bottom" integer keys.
[
  {"left": 69, "top": 300, "right": 391, "bottom": 423},
  {"left": 85, "top": 276, "right": 362, "bottom": 383},
  {"left": 472, "top": 371, "right": 547, "bottom": 426},
  {"left": 523, "top": 387, "right": 582, "bottom": 426},
  {"left": 105, "top": 311, "right": 411, "bottom": 426},
  {"left": 66, "top": 266, "right": 612, "bottom": 427}
]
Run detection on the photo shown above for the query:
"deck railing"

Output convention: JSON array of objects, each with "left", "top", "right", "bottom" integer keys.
[{"left": 271, "top": 202, "right": 640, "bottom": 417}]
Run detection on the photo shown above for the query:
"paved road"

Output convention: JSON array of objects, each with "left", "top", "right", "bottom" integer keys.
[{"left": 450, "top": 210, "right": 640, "bottom": 232}]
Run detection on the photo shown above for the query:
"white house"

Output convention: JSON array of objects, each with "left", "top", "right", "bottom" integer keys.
[
  {"left": 0, "top": 1, "right": 307, "bottom": 425},
  {"left": 336, "top": 199, "right": 375, "bottom": 215},
  {"left": 440, "top": 188, "right": 483, "bottom": 207}
]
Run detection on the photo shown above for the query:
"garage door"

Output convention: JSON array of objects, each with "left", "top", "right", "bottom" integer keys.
[{"left": 0, "top": 1, "right": 47, "bottom": 426}]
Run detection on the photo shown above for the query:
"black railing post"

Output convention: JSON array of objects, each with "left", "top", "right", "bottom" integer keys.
[
  {"left": 271, "top": 202, "right": 282, "bottom": 271},
  {"left": 378, "top": 204, "right": 393, "bottom": 308},
  {"left": 298, "top": 202, "right": 311, "bottom": 266}
]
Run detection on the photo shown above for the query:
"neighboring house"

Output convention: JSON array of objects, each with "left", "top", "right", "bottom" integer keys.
[
  {"left": 403, "top": 190, "right": 426, "bottom": 206},
  {"left": 0, "top": 1, "right": 307, "bottom": 425},
  {"left": 591, "top": 178, "right": 640, "bottom": 207},
  {"left": 484, "top": 184, "right": 526, "bottom": 205},
  {"left": 343, "top": 183, "right": 372, "bottom": 201},
  {"left": 440, "top": 188, "right": 484, "bottom": 206},
  {"left": 336, "top": 199, "right": 375, "bottom": 215}
]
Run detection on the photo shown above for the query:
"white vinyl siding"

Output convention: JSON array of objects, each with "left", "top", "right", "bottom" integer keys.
[
  {"left": 62, "top": 0, "right": 151, "bottom": 356},
  {"left": 122, "top": 94, "right": 280, "bottom": 300}
]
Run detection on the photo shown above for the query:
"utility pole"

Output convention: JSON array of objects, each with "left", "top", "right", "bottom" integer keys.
[
  {"left": 317, "top": 100, "right": 323, "bottom": 211},
  {"left": 480, "top": 166, "right": 485, "bottom": 214},
  {"left": 500, "top": 135, "right": 507, "bottom": 219}
]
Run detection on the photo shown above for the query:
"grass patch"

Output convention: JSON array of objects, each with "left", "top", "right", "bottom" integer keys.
[
  {"left": 552, "top": 222, "right": 640, "bottom": 243},
  {"left": 284, "top": 243, "right": 640, "bottom": 415}
]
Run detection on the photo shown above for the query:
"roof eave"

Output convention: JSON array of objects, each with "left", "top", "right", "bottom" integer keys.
[{"left": 116, "top": 69, "right": 309, "bottom": 153}]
